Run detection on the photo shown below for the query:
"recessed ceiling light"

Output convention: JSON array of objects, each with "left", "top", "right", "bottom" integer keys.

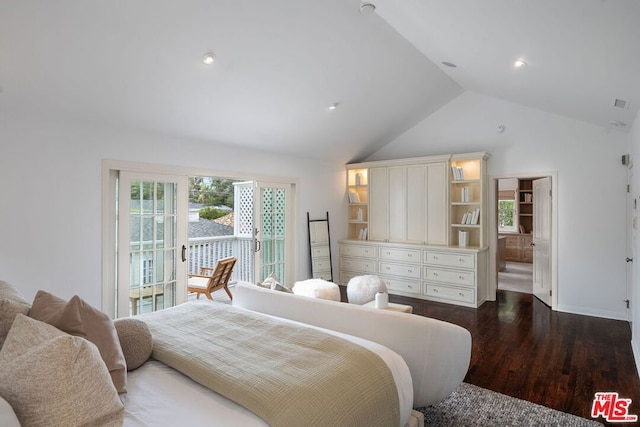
[
  {"left": 442, "top": 61, "right": 457, "bottom": 68},
  {"left": 328, "top": 103, "right": 340, "bottom": 111},
  {"left": 514, "top": 59, "right": 527, "bottom": 68},
  {"left": 201, "top": 53, "right": 216, "bottom": 65},
  {"left": 360, "top": 2, "right": 376, "bottom": 14}
]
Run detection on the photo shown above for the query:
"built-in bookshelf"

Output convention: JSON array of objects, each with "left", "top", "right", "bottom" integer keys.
[
  {"left": 450, "top": 153, "right": 489, "bottom": 248},
  {"left": 346, "top": 167, "right": 369, "bottom": 240},
  {"left": 518, "top": 178, "right": 534, "bottom": 234}
]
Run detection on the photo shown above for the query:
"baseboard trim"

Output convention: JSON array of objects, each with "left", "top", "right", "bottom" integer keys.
[{"left": 556, "top": 304, "right": 628, "bottom": 321}]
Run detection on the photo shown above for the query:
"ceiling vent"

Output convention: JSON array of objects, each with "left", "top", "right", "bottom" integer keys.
[{"left": 613, "top": 98, "right": 629, "bottom": 109}]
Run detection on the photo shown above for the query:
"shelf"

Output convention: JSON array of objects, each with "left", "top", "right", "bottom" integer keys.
[
  {"left": 451, "top": 202, "right": 480, "bottom": 206},
  {"left": 452, "top": 224, "right": 481, "bottom": 228}
]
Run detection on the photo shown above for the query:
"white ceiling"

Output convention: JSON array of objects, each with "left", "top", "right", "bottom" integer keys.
[
  {"left": 375, "top": 0, "right": 640, "bottom": 132},
  {"left": 1, "top": 1, "right": 638, "bottom": 163}
]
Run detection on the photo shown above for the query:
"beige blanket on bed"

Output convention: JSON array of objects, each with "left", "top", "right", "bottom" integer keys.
[{"left": 139, "top": 302, "right": 400, "bottom": 427}]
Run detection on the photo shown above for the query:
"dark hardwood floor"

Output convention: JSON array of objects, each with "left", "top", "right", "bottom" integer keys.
[{"left": 346, "top": 288, "right": 640, "bottom": 423}]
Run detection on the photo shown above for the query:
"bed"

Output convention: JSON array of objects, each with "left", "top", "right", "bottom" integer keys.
[{"left": 0, "top": 280, "right": 471, "bottom": 427}]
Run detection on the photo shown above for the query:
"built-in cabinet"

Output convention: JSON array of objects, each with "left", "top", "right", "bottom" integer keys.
[
  {"left": 342, "top": 152, "right": 490, "bottom": 308},
  {"left": 368, "top": 161, "right": 447, "bottom": 245}
]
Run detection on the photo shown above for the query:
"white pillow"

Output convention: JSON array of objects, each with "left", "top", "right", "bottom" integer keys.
[{"left": 0, "top": 314, "right": 124, "bottom": 426}]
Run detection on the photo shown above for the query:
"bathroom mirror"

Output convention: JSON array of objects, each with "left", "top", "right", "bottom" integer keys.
[{"left": 307, "top": 212, "right": 333, "bottom": 281}]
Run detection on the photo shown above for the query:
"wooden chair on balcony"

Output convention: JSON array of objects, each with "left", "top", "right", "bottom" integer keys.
[{"left": 187, "top": 256, "right": 237, "bottom": 301}]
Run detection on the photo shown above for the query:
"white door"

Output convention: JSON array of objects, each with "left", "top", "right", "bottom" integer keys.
[
  {"left": 532, "top": 177, "right": 552, "bottom": 306},
  {"left": 117, "top": 172, "right": 188, "bottom": 318},
  {"left": 626, "top": 160, "right": 634, "bottom": 321},
  {"left": 254, "top": 181, "right": 294, "bottom": 284}
]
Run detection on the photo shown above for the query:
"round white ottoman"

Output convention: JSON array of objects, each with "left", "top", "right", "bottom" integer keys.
[
  {"left": 292, "top": 279, "right": 341, "bottom": 301},
  {"left": 346, "top": 275, "right": 388, "bottom": 305}
]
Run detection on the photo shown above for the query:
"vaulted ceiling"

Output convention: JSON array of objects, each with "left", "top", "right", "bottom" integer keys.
[{"left": 1, "top": 1, "right": 638, "bottom": 163}]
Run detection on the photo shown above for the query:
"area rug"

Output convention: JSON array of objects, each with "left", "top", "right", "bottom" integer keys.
[{"left": 417, "top": 383, "right": 602, "bottom": 426}]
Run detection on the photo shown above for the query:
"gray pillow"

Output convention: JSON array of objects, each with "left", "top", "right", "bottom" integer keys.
[
  {"left": 113, "top": 318, "right": 153, "bottom": 371},
  {"left": 0, "top": 281, "right": 31, "bottom": 349},
  {"left": 0, "top": 314, "right": 124, "bottom": 426}
]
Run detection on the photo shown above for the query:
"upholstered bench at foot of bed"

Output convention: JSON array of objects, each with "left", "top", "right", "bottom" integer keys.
[{"left": 233, "top": 282, "right": 472, "bottom": 408}]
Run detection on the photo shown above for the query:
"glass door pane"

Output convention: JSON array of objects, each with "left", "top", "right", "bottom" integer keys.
[{"left": 118, "top": 172, "right": 187, "bottom": 317}]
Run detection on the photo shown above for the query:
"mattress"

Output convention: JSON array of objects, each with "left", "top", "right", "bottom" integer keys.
[{"left": 123, "top": 311, "right": 414, "bottom": 426}]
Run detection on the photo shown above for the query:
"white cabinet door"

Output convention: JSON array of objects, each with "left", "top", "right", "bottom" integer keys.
[
  {"left": 406, "top": 165, "right": 427, "bottom": 244},
  {"left": 388, "top": 166, "right": 407, "bottom": 242},
  {"left": 368, "top": 167, "right": 389, "bottom": 241},
  {"left": 426, "top": 162, "right": 448, "bottom": 245}
]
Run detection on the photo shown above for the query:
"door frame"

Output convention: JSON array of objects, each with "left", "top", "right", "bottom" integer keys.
[
  {"left": 102, "top": 159, "right": 299, "bottom": 317},
  {"left": 487, "top": 171, "right": 558, "bottom": 310}
]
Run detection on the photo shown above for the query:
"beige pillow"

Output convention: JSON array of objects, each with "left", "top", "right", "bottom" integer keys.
[
  {"left": 114, "top": 318, "right": 153, "bottom": 371},
  {"left": 0, "top": 281, "right": 31, "bottom": 349},
  {"left": 28, "top": 291, "right": 127, "bottom": 394},
  {"left": 0, "top": 314, "right": 124, "bottom": 426},
  {"left": 258, "top": 272, "right": 280, "bottom": 288}
]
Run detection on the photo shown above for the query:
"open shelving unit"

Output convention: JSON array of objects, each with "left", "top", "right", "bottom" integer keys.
[
  {"left": 449, "top": 153, "right": 489, "bottom": 248},
  {"left": 346, "top": 167, "right": 369, "bottom": 240}
]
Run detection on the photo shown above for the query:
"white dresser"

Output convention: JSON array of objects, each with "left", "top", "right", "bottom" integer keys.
[{"left": 340, "top": 240, "right": 488, "bottom": 308}]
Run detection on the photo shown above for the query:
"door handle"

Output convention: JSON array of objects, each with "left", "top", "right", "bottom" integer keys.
[
  {"left": 181, "top": 245, "right": 186, "bottom": 262},
  {"left": 531, "top": 242, "right": 535, "bottom": 246},
  {"left": 255, "top": 239, "right": 261, "bottom": 253},
  {"left": 626, "top": 257, "right": 633, "bottom": 263}
]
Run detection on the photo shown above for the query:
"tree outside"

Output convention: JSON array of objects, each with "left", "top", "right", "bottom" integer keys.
[{"left": 189, "top": 177, "right": 239, "bottom": 220}]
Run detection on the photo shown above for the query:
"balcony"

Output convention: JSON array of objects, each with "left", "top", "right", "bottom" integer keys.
[{"left": 129, "top": 235, "right": 254, "bottom": 315}]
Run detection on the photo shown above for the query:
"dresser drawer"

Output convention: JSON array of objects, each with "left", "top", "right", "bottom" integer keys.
[
  {"left": 379, "top": 262, "right": 421, "bottom": 279},
  {"left": 424, "top": 251, "right": 475, "bottom": 269},
  {"left": 311, "top": 245, "right": 330, "bottom": 258},
  {"left": 312, "top": 270, "right": 332, "bottom": 280},
  {"left": 340, "top": 244, "right": 376, "bottom": 259},
  {"left": 380, "top": 277, "right": 420, "bottom": 295},
  {"left": 379, "top": 247, "right": 421, "bottom": 263},
  {"left": 423, "top": 267, "right": 475, "bottom": 287},
  {"left": 340, "top": 258, "right": 376, "bottom": 273},
  {"left": 425, "top": 283, "right": 475, "bottom": 304},
  {"left": 312, "top": 258, "right": 331, "bottom": 272}
]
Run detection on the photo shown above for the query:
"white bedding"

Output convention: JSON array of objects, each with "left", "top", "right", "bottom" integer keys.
[{"left": 124, "top": 307, "right": 413, "bottom": 426}]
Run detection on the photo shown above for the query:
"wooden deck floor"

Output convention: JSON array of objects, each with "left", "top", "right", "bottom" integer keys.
[{"left": 343, "top": 288, "right": 640, "bottom": 423}]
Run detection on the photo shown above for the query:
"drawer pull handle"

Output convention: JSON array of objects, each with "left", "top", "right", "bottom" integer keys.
[
  {"left": 407, "top": 270, "right": 412, "bottom": 273},
  {"left": 386, "top": 267, "right": 390, "bottom": 270},
  {"left": 408, "top": 254, "right": 413, "bottom": 257},
  {"left": 433, "top": 273, "right": 439, "bottom": 277},
  {"left": 459, "top": 276, "right": 465, "bottom": 280},
  {"left": 434, "top": 256, "right": 439, "bottom": 260},
  {"left": 408, "top": 285, "right": 413, "bottom": 289},
  {"left": 433, "top": 288, "right": 438, "bottom": 293},
  {"left": 387, "top": 252, "right": 391, "bottom": 255},
  {"left": 458, "top": 292, "right": 464, "bottom": 296}
]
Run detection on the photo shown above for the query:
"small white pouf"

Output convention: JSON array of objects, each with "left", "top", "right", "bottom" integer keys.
[
  {"left": 346, "top": 275, "right": 388, "bottom": 305},
  {"left": 292, "top": 279, "right": 341, "bottom": 302}
]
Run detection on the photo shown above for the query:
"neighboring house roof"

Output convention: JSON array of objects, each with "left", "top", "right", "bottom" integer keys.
[
  {"left": 213, "top": 213, "right": 234, "bottom": 228},
  {"left": 189, "top": 218, "right": 233, "bottom": 238}
]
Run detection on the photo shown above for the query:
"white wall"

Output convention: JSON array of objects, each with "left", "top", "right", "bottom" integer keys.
[
  {"left": 368, "top": 91, "right": 630, "bottom": 320},
  {"left": 629, "top": 108, "right": 640, "bottom": 375},
  {"left": 0, "top": 113, "right": 346, "bottom": 308}
]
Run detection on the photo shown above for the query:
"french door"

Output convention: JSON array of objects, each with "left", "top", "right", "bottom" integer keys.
[
  {"left": 117, "top": 172, "right": 188, "bottom": 318},
  {"left": 253, "top": 182, "right": 293, "bottom": 284}
]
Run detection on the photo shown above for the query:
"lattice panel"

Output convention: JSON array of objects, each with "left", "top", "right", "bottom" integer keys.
[{"left": 234, "top": 182, "right": 254, "bottom": 237}]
